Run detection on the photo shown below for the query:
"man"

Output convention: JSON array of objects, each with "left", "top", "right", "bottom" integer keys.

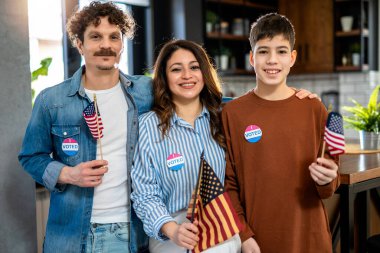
[{"left": 19, "top": 2, "right": 151, "bottom": 252}]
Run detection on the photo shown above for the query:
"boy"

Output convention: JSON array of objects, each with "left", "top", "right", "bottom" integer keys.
[{"left": 221, "top": 13, "right": 339, "bottom": 253}]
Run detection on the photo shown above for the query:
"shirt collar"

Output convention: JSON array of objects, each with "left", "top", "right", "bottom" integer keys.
[{"left": 170, "top": 106, "right": 210, "bottom": 126}]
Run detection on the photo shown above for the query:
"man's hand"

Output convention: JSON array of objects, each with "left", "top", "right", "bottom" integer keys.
[
  {"left": 295, "top": 88, "right": 321, "bottom": 100},
  {"left": 309, "top": 157, "right": 338, "bottom": 185},
  {"left": 242, "top": 237, "right": 261, "bottom": 253},
  {"left": 58, "top": 160, "right": 108, "bottom": 187},
  {"left": 161, "top": 221, "right": 199, "bottom": 250}
]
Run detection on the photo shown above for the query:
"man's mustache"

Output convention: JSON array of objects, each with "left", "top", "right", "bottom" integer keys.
[{"left": 94, "top": 49, "right": 117, "bottom": 57}]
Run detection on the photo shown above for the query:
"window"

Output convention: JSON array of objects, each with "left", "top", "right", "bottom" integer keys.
[{"left": 28, "top": 0, "right": 64, "bottom": 100}]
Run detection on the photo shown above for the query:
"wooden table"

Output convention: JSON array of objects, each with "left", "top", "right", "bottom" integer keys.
[{"left": 337, "top": 153, "right": 380, "bottom": 253}]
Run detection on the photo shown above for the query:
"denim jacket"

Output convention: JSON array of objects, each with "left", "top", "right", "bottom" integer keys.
[{"left": 19, "top": 66, "right": 152, "bottom": 253}]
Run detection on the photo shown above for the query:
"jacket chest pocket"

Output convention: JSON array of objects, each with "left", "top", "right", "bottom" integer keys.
[{"left": 51, "top": 125, "right": 81, "bottom": 165}]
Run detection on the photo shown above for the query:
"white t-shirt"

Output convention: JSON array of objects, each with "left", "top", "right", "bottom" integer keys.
[{"left": 85, "top": 82, "right": 130, "bottom": 223}]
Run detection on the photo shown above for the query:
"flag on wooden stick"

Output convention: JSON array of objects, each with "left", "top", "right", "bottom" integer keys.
[
  {"left": 186, "top": 153, "right": 242, "bottom": 253},
  {"left": 83, "top": 94, "right": 104, "bottom": 160},
  {"left": 324, "top": 112, "right": 345, "bottom": 156},
  {"left": 83, "top": 98, "right": 104, "bottom": 139}
]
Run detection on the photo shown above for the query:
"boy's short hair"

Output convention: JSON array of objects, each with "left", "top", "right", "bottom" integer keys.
[{"left": 249, "top": 13, "right": 295, "bottom": 50}]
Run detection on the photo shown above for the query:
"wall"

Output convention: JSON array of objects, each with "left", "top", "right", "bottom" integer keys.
[{"left": 0, "top": 0, "right": 37, "bottom": 252}]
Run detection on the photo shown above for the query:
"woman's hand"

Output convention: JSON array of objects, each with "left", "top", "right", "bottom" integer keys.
[
  {"left": 161, "top": 221, "right": 199, "bottom": 249},
  {"left": 242, "top": 237, "right": 261, "bottom": 253}
]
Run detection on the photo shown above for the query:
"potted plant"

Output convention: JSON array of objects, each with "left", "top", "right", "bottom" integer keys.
[
  {"left": 219, "top": 47, "right": 231, "bottom": 71},
  {"left": 343, "top": 85, "right": 380, "bottom": 150},
  {"left": 205, "top": 10, "right": 218, "bottom": 33},
  {"left": 349, "top": 43, "right": 361, "bottom": 66}
]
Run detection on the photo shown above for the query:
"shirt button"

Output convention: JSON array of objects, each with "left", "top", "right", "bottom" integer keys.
[
  {"left": 63, "top": 132, "right": 67, "bottom": 136},
  {"left": 130, "top": 146, "right": 134, "bottom": 150}
]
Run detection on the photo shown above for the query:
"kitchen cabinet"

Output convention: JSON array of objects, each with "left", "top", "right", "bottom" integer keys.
[
  {"left": 334, "top": 0, "right": 378, "bottom": 72},
  {"left": 203, "top": 0, "right": 277, "bottom": 75},
  {"left": 279, "top": 0, "right": 334, "bottom": 73}
]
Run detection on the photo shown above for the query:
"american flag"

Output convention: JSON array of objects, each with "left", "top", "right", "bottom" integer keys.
[
  {"left": 186, "top": 154, "right": 242, "bottom": 253},
  {"left": 83, "top": 101, "right": 104, "bottom": 139},
  {"left": 324, "top": 112, "right": 345, "bottom": 156}
]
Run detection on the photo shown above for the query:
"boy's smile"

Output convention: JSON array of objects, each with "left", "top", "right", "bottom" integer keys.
[{"left": 250, "top": 35, "right": 297, "bottom": 88}]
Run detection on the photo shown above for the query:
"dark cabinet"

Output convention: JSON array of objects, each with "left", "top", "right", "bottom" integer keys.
[
  {"left": 203, "top": 0, "right": 277, "bottom": 75},
  {"left": 199, "top": 0, "right": 378, "bottom": 75},
  {"left": 333, "top": 0, "right": 378, "bottom": 72}
]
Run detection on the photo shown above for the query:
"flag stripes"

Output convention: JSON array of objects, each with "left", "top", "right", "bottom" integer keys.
[
  {"left": 83, "top": 101, "right": 104, "bottom": 139},
  {"left": 187, "top": 157, "right": 242, "bottom": 253},
  {"left": 324, "top": 112, "right": 345, "bottom": 156}
]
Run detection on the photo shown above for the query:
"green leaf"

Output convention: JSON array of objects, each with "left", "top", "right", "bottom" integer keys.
[
  {"left": 343, "top": 85, "right": 380, "bottom": 132},
  {"left": 368, "top": 85, "right": 380, "bottom": 111},
  {"left": 31, "top": 57, "right": 52, "bottom": 82}
]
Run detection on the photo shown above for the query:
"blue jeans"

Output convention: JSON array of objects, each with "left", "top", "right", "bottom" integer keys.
[{"left": 84, "top": 222, "right": 130, "bottom": 253}]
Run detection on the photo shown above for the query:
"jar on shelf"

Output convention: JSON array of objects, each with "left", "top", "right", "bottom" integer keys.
[
  {"left": 220, "top": 21, "right": 229, "bottom": 34},
  {"left": 232, "top": 18, "right": 244, "bottom": 35}
]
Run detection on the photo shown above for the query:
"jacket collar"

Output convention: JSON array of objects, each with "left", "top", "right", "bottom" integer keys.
[{"left": 67, "top": 65, "right": 132, "bottom": 97}]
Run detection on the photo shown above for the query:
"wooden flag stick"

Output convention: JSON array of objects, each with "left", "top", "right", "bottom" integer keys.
[
  {"left": 320, "top": 141, "right": 326, "bottom": 158},
  {"left": 187, "top": 151, "right": 205, "bottom": 253},
  {"left": 93, "top": 94, "right": 103, "bottom": 160},
  {"left": 320, "top": 105, "right": 332, "bottom": 158}
]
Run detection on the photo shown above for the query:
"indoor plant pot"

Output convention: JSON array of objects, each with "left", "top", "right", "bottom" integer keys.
[{"left": 343, "top": 85, "right": 380, "bottom": 150}]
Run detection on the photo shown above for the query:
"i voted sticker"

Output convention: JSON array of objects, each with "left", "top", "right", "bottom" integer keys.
[
  {"left": 62, "top": 138, "right": 79, "bottom": 156},
  {"left": 167, "top": 153, "right": 184, "bottom": 171},
  {"left": 244, "top": 125, "right": 262, "bottom": 143}
]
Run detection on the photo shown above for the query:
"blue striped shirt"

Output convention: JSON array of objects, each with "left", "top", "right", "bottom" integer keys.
[{"left": 131, "top": 107, "right": 226, "bottom": 240}]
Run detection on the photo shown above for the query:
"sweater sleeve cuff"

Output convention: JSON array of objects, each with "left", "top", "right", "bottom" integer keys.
[
  {"left": 315, "top": 178, "right": 338, "bottom": 199},
  {"left": 239, "top": 218, "right": 255, "bottom": 243}
]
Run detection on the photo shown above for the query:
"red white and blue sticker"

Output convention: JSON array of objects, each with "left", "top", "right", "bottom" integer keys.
[
  {"left": 62, "top": 138, "right": 79, "bottom": 156},
  {"left": 244, "top": 125, "right": 262, "bottom": 143},
  {"left": 167, "top": 153, "right": 184, "bottom": 171}
]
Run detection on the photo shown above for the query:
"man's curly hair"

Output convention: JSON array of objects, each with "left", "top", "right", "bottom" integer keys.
[{"left": 66, "top": 1, "right": 135, "bottom": 47}]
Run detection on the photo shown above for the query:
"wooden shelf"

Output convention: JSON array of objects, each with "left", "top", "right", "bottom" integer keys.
[
  {"left": 217, "top": 68, "right": 255, "bottom": 76},
  {"left": 208, "top": 0, "right": 244, "bottom": 5},
  {"left": 207, "top": 32, "right": 248, "bottom": 41},
  {"left": 335, "top": 29, "right": 368, "bottom": 37},
  {"left": 206, "top": 0, "right": 275, "bottom": 10},
  {"left": 335, "top": 0, "right": 359, "bottom": 2},
  {"left": 336, "top": 29, "right": 361, "bottom": 37},
  {"left": 335, "top": 65, "right": 362, "bottom": 71},
  {"left": 245, "top": 1, "right": 276, "bottom": 10},
  {"left": 204, "top": 0, "right": 278, "bottom": 76}
]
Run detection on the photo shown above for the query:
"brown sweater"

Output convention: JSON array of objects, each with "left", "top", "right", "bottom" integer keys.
[{"left": 221, "top": 92, "right": 340, "bottom": 253}]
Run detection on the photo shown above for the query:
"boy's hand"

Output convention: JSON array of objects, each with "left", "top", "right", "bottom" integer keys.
[
  {"left": 295, "top": 88, "right": 321, "bottom": 100},
  {"left": 242, "top": 237, "right": 261, "bottom": 253},
  {"left": 309, "top": 158, "right": 338, "bottom": 185}
]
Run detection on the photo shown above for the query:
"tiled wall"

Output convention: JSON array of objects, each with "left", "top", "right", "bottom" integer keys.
[{"left": 221, "top": 71, "right": 379, "bottom": 140}]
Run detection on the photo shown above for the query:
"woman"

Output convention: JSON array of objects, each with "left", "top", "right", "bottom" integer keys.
[
  {"left": 131, "top": 39, "right": 317, "bottom": 252},
  {"left": 131, "top": 40, "right": 240, "bottom": 252}
]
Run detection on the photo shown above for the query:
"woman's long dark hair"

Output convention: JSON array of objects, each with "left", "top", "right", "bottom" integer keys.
[{"left": 152, "top": 40, "right": 225, "bottom": 149}]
